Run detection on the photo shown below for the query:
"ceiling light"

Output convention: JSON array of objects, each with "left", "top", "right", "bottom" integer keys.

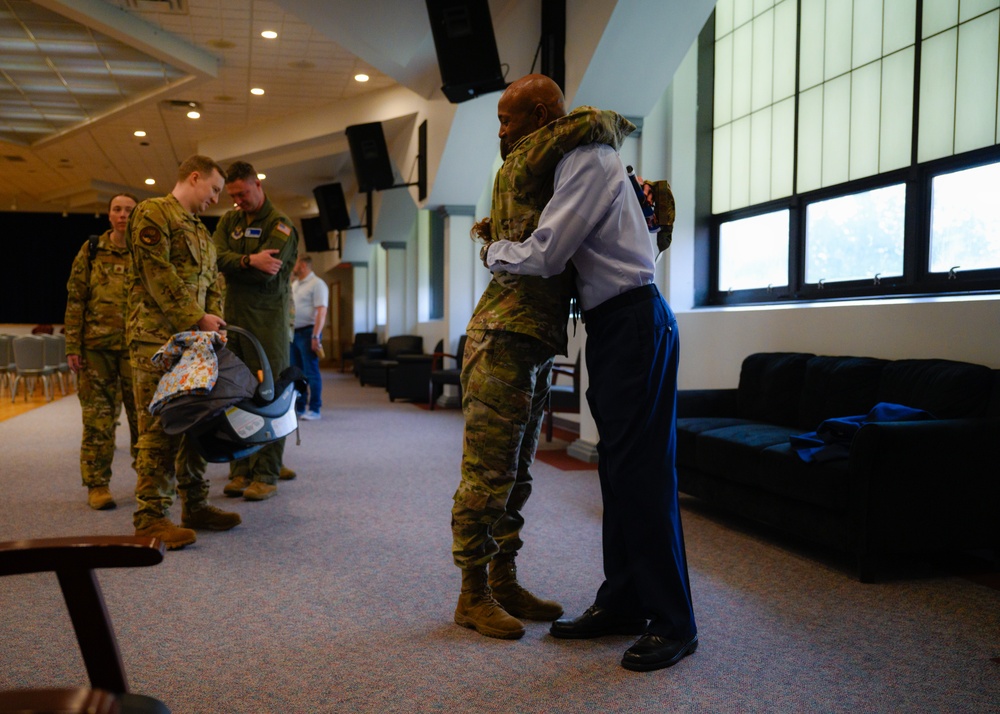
[
  {"left": 134, "top": 130, "right": 146, "bottom": 137},
  {"left": 261, "top": 30, "right": 277, "bottom": 39},
  {"left": 186, "top": 110, "right": 201, "bottom": 119},
  {"left": 354, "top": 73, "right": 370, "bottom": 82},
  {"left": 144, "top": 178, "right": 155, "bottom": 185},
  {"left": 257, "top": 173, "right": 266, "bottom": 180},
  {"left": 250, "top": 88, "right": 265, "bottom": 96}
]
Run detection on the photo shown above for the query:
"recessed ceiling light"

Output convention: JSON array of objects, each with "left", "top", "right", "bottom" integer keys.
[
  {"left": 250, "top": 87, "right": 265, "bottom": 96},
  {"left": 257, "top": 173, "right": 266, "bottom": 180},
  {"left": 354, "top": 73, "right": 370, "bottom": 82},
  {"left": 144, "top": 178, "right": 155, "bottom": 185},
  {"left": 134, "top": 130, "right": 146, "bottom": 137},
  {"left": 186, "top": 110, "right": 201, "bottom": 119},
  {"left": 261, "top": 30, "right": 277, "bottom": 39}
]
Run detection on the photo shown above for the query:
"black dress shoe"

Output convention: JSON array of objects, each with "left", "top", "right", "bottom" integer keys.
[
  {"left": 549, "top": 605, "right": 647, "bottom": 639},
  {"left": 621, "top": 633, "right": 698, "bottom": 672}
]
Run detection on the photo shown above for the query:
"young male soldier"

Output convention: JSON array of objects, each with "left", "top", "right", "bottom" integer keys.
[
  {"left": 213, "top": 161, "right": 299, "bottom": 501},
  {"left": 450, "top": 75, "right": 577, "bottom": 640},
  {"left": 64, "top": 192, "right": 140, "bottom": 510},
  {"left": 127, "top": 154, "right": 242, "bottom": 549}
]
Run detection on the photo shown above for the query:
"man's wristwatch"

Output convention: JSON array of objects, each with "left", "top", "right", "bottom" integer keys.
[{"left": 241, "top": 254, "right": 251, "bottom": 269}]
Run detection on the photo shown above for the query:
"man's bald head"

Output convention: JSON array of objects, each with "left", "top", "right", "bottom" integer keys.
[{"left": 497, "top": 74, "right": 567, "bottom": 159}]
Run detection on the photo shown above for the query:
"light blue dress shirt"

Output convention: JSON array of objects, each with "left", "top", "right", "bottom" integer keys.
[{"left": 486, "top": 142, "right": 655, "bottom": 311}]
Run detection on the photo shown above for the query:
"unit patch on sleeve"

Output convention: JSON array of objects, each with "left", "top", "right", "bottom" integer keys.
[
  {"left": 276, "top": 222, "right": 291, "bottom": 236},
  {"left": 139, "top": 226, "right": 162, "bottom": 246},
  {"left": 245, "top": 227, "right": 263, "bottom": 239}
]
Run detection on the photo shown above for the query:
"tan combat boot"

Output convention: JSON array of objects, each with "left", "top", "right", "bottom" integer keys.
[
  {"left": 489, "top": 553, "right": 564, "bottom": 621},
  {"left": 87, "top": 486, "right": 116, "bottom": 510},
  {"left": 243, "top": 481, "right": 277, "bottom": 501},
  {"left": 454, "top": 567, "right": 525, "bottom": 639},
  {"left": 223, "top": 475, "right": 251, "bottom": 497},
  {"left": 182, "top": 504, "right": 242, "bottom": 531},
  {"left": 278, "top": 466, "right": 297, "bottom": 481},
  {"left": 135, "top": 518, "right": 197, "bottom": 550}
]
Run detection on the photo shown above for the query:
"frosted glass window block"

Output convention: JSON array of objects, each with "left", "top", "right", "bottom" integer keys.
[
  {"left": 923, "top": 0, "right": 958, "bottom": 38},
  {"left": 717, "top": 0, "right": 734, "bottom": 39},
  {"left": 954, "top": 11, "right": 999, "bottom": 154},
  {"left": 884, "top": 0, "right": 917, "bottom": 54},
  {"left": 930, "top": 162, "right": 1000, "bottom": 272},
  {"left": 734, "top": 0, "right": 754, "bottom": 27},
  {"left": 825, "top": 0, "right": 854, "bottom": 80},
  {"left": 879, "top": 47, "right": 914, "bottom": 172},
  {"left": 822, "top": 75, "right": 852, "bottom": 187},
  {"left": 733, "top": 23, "right": 754, "bottom": 118},
  {"left": 960, "top": 0, "right": 999, "bottom": 23},
  {"left": 800, "top": 0, "right": 827, "bottom": 90},
  {"left": 805, "top": 184, "right": 906, "bottom": 283},
  {"left": 772, "top": 98, "right": 796, "bottom": 198},
  {"left": 752, "top": 11, "right": 775, "bottom": 111},
  {"left": 918, "top": 29, "right": 957, "bottom": 162},
  {"left": 713, "top": 125, "right": 733, "bottom": 214},
  {"left": 798, "top": 86, "right": 825, "bottom": 193},
  {"left": 719, "top": 210, "right": 790, "bottom": 290},
  {"left": 850, "top": 62, "right": 882, "bottom": 180},
  {"left": 853, "top": 0, "right": 883, "bottom": 68},
  {"left": 773, "top": 0, "right": 798, "bottom": 100},
  {"left": 715, "top": 34, "right": 734, "bottom": 127},
  {"left": 750, "top": 107, "right": 773, "bottom": 204},
  {"left": 731, "top": 116, "right": 753, "bottom": 209}
]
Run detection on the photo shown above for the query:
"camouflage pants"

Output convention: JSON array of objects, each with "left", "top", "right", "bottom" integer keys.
[
  {"left": 228, "top": 438, "right": 284, "bottom": 485},
  {"left": 130, "top": 342, "right": 209, "bottom": 529},
  {"left": 78, "top": 347, "right": 138, "bottom": 487},
  {"left": 451, "top": 330, "right": 554, "bottom": 570}
]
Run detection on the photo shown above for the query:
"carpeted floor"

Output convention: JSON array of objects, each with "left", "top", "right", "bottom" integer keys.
[{"left": 1, "top": 370, "right": 998, "bottom": 713}]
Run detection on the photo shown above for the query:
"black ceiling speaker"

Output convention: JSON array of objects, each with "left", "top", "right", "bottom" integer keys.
[
  {"left": 300, "top": 216, "right": 330, "bottom": 252},
  {"left": 345, "top": 122, "right": 396, "bottom": 192},
  {"left": 312, "top": 183, "right": 351, "bottom": 233},
  {"left": 425, "top": 0, "right": 508, "bottom": 103}
]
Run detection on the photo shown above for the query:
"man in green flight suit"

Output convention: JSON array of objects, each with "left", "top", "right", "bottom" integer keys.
[
  {"left": 64, "top": 192, "right": 140, "bottom": 511},
  {"left": 127, "top": 154, "right": 242, "bottom": 550},
  {"left": 213, "top": 161, "right": 299, "bottom": 501}
]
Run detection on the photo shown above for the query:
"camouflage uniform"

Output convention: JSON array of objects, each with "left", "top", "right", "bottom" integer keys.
[
  {"left": 452, "top": 107, "right": 629, "bottom": 569},
  {"left": 126, "top": 193, "right": 224, "bottom": 529},
  {"left": 64, "top": 231, "right": 138, "bottom": 488},
  {"left": 213, "top": 197, "right": 298, "bottom": 485}
]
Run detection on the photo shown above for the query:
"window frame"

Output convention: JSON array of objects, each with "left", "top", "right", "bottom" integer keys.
[{"left": 699, "top": 4, "right": 1000, "bottom": 307}]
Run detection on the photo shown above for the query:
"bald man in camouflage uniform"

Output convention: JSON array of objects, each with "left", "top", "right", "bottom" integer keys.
[
  {"left": 213, "top": 161, "right": 298, "bottom": 501},
  {"left": 126, "top": 154, "right": 242, "bottom": 549},
  {"left": 64, "top": 193, "right": 140, "bottom": 511},
  {"left": 451, "top": 76, "right": 579, "bottom": 639}
]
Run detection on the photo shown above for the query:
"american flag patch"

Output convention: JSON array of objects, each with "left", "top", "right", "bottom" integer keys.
[{"left": 277, "top": 222, "right": 291, "bottom": 236}]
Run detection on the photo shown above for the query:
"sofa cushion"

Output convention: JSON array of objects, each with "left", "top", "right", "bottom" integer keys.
[
  {"left": 677, "top": 417, "right": 759, "bottom": 469},
  {"left": 737, "top": 352, "right": 814, "bottom": 427},
  {"left": 758, "top": 443, "right": 851, "bottom": 510},
  {"left": 796, "top": 356, "right": 889, "bottom": 430},
  {"left": 696, "top": 422, "right": 801, "bottom": 485},
  {"left": 877, "top": 359, "right": 994, "bottom": 418}
]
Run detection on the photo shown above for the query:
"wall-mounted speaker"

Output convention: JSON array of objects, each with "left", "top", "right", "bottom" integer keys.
[
  {"left": 312, "top": 183, "right": 351, "bottom": 233},
  {"left": 425, "top": 0, "right": 507, "bottom": 103},
  {"left": 345, "top": 123, "right": 395, "bottom": 192},
  {"left": 300, "top": 216, "right": 329, "bottom": 252}
]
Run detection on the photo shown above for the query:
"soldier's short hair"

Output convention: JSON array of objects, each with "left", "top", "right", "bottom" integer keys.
[
  {"left": 177, "top": 155, "right": 226, "bottom": 182},
  {"left": 225, "top": 161, "right": 258, "bottom": 184},
  {"left": 108, "top": 192, "right": 138, "bottom": 211},
  {"left": 298, "top": 255, "right": 313, "bottom": 266}
]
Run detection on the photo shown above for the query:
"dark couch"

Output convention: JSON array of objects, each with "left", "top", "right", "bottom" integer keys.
[
  {"left": 676, "top": 352, "right": 1000, "bottom": 581},
  {"left": 356, "top": 335, "right": 423, "bottom": 388}
]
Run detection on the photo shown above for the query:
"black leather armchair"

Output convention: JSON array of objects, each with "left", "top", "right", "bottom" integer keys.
[
  {"left": 344, "top": 332, "right": 377, "bottom": 374},
  {"left": 357, "top": 335, "right": 423, "bottom": 387},
  {"left": 429, "top": 334, "right": 468, "bottom": 410},
  {"left": 386, "top": 340, "right": 442, "bottom": 402},
  {"left": 545, "top": 351, "right": 580, "bottom": 441}
]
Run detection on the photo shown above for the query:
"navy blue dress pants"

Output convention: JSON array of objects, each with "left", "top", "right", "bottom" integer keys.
[{"left": 583, "top": 284, "right": 696, "bottom": 640}]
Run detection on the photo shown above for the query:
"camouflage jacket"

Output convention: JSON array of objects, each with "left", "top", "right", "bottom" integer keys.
[
  {"left": 126, "top": 193, "right": 224, "bottom": 346},
  {"left": 63, "top": 230, "right": 131, "bottom": 354},
  {"left": 469, "top": 106, "right": 636, "bottom": 354}
]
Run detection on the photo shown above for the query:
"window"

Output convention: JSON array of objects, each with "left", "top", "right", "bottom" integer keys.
[{"left": 704, "top": 0, "right": 1000, "bottom": 305}]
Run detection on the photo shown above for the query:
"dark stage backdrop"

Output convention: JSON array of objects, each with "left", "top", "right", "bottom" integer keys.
[{"left": 0, "top": 210, "right": 219, "bottom": 325}]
